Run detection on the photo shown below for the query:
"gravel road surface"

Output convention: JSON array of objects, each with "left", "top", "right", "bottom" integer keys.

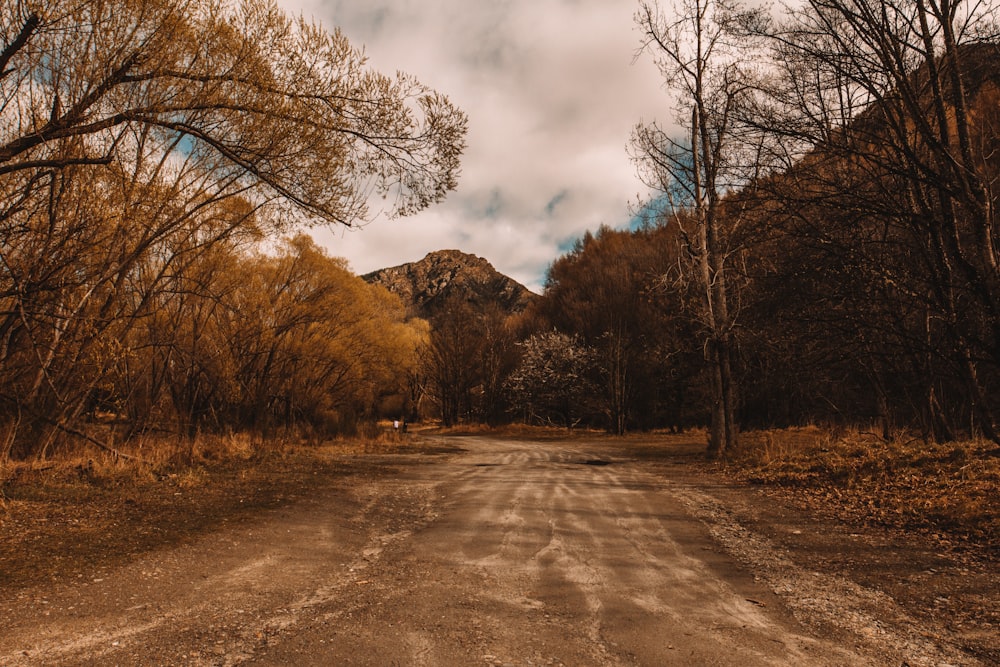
[{"left": 0, "top": 436, "right": 984, "bottom": 666}]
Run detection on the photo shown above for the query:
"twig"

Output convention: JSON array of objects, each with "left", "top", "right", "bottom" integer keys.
[{"left": 51, "top": 420, "right": 151, "bottom": 464}]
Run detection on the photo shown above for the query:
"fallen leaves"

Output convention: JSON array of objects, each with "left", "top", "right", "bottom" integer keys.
[{"left": 724, "top": 431, "right": 1000, "bottom": 556}]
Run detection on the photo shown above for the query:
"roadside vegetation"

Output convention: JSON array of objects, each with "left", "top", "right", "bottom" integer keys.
[
  {"left": 0, "top": 0, "right": 465, "bottom": 462},
  {"left": 0, "top": 427, "right": 442, "bottom": 590},
  {"left": 723, "top": 429, "right": 1000, "bottom": 553}
]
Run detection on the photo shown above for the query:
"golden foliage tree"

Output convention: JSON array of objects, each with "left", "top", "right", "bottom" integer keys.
[{"left": 0, "top": 0, "right": 465, "bottom": 458}]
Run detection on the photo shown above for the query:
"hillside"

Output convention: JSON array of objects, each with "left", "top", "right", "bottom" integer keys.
[{"left": 363, "top": 249, "right": 536, "bottom": 320}]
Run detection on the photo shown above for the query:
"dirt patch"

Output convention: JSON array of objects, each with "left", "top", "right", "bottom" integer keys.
[{"left": 0, "top": 439, "right": 459, "bottom": 596}]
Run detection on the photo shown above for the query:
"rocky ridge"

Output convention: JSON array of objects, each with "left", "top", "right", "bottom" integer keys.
[{"left": 363, "top": 249, "right": 536, "bottom": 320}]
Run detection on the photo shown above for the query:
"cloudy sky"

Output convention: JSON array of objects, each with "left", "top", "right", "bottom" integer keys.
[{"left": 279, "top": 0, "right": 671, "bottom": 292}]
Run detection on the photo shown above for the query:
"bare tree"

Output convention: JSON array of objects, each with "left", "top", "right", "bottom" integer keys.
[
  {"left": 633, "top": 0, "right": 762, "bottom": 456},
  {"left": 422, "top": 298, "right": 484, "bottom": 428},
  {"left": 476, "top": 304, "right": 519, "bottom": 426},
  {"left": 746, "top": 0, "right": 1000, "bottom": 442}
]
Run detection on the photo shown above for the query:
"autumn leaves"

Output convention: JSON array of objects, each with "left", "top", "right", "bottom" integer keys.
[{"left": 0, "top": 0, "right": 465, "bottom": 458}]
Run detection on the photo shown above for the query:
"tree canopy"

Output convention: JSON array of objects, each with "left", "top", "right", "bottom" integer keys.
[
  {"left": 0, "top": 0, "right": 466, "bottom": 225},
  {"left": 0, "top": 0, "right": 465, "bottom": 459}
]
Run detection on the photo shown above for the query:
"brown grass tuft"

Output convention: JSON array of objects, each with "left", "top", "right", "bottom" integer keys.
[{"left": 727, "top": 428, "right": 1000, "bottom": 552}]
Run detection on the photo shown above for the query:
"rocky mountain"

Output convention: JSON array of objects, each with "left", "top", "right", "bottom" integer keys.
[{"left": 363, "top": 249, "right": 536, "bottom": 320}]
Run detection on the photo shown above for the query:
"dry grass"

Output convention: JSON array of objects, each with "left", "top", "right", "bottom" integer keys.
[
  {"left": 0, "top": 427, "right": 420, "bottom": 592},
  {"left": 726, "top": 428, "right": 1000, "bottom": 552},
  {"left": 0, "top": 425, "right": 421, "bottom": 522}
]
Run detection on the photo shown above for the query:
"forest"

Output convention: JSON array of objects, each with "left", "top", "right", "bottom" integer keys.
[
  {"left": 3, "top": 0, "right": 1000, "bottom": 461},
  {"left": 417, "top": 0, "right": 1000, "bottom": 458},
  {"left": 0, "top": 0, "right": 464, "bottom": 460}
]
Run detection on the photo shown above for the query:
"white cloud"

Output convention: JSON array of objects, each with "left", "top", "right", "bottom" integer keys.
[{"left": 278, "top": 0, "right": 671, "bottom": 292}]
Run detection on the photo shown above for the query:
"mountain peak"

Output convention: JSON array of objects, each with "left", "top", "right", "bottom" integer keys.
[{"left": 363, "top": 250, "right": 535, "bottom": 320}]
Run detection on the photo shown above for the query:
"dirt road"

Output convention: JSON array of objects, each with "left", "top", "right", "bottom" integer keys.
[{"left": 0, "top": 436, "right": 987, "bottom": 665}]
